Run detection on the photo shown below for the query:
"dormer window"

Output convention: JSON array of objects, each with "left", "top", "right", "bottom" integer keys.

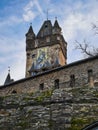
[
  {"left": 35, "top": 39, "right": 39, "bottom": 47},
  {"left": 45, "top": 24, "right": 48, "bottom": 28},
  {"left": 46, "top": 37, "right": 50, "bottom": 42},
  {"left": 57, "top": 36, "right": 60, "bottom": 40}
]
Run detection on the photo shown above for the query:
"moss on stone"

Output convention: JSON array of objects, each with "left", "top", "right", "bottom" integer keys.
[
  {"left": 34, "top": 89, "right": 53, "bottom": 103},
  {"left": 48, "top": 119, "right": 55, "bottom": 128},
  {"left": 0, "top": 96, "right": 4, "bottom": 103},
  {"left": 68, "top": 117, "right": 96, "bottom": 130},
  {"left": 93, "top": 91, "right": 98, "bottom": 97},
  {"left": 17, "top": 119, "right": 30, "bottom": 129}
]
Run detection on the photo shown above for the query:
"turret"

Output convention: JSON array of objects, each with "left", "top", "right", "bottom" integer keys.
[
  {"left": 26, "top": 25, "right": 35, "bottom": 50},
  {"left": 25, "top": 25, "right": 36, "bottom": 77},
  {"left": 52, "top": 18, "right": 61, "bottom": 34}
]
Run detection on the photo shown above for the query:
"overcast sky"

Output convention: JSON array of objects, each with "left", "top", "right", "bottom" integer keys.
[{"left": 0, "top": 0, "right": 98, "bottom": 85}]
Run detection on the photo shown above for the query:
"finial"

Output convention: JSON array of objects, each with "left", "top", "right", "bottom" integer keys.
[
  {"left": 47, "top": 9, "right": 49, "bottom": 20},
  {"left": 55, "top": 17, "right": 57, "bottom": 20},
  {"left": 30, "top": 23, "right": 32, "bottom": 26},
  {"left": 8, "top": 66, "right": 10, "bottom": 73}
]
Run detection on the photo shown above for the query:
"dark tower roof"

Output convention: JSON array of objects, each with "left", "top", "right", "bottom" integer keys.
[
  {"left": 4, "top": 67, "right": 14, "bottom": 85},
  {"left": 4, "top": 73, "right": 14, "bottom": 85},
  {"left": 54, "top": 19, "right": 61, "bottom": 29},
  {"left": 37, "top": 20, "right": 52, "bottom": 38},
  {"left": 26, "top": 25, "right": 35, "bottom": 37},
  {"left": 4, "top": 73, "right": 11, "bottom": 85}
]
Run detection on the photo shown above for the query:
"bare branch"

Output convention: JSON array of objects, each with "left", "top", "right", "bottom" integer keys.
[
  {"left": 92, "top": 23, "right": 98, "bottom": 35},
  {"left": 75, "top": 39, "right": 98, "bottom": 57}
]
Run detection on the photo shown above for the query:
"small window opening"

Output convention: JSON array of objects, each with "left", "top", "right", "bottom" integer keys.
[
  {"left": 45, "top": 24, "right": 48, "bottom": 28},
  {"left": 70, "top": 74, "right": 75, "bottom": 87},
  {"left": 88, "top": 69, "right": 93, "bottom": 82},
  {"left": 39, "top": 83, "right": 44, "bottom": 90},
  {"left": 54, "top": 79, "right": 59, "bottom": 89},
  {"left": 27, "top": 53, "right": 30, "bottom": 56},
  {"left": 32, "top": 54, "right": 35, "bottom": 58},
  {"left": 12, "top": 90, "right": 17, "bottom": 94}
]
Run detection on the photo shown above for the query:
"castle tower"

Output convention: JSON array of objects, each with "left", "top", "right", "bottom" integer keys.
[
  {"left": 25, "top": 25, "right": 36, "bottom": 77},
  {"left": 25, "top": 19, "right": 67, "bottom": 77}
]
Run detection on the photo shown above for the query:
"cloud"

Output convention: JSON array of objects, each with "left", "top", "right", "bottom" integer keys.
[
  {"left": 57, "top": 0, "right": 98, "bottom": 62},
  {"left": 0, "top": 36, "right": 25, "bottom": 85},
  {"left": 0, "top": 16, "right": 22, "bottom": 28},
  {"left": 23, "top": 10, "right": 36, "bottom": 22},
  {"left": 0, "top": 0, "right": 98, "bottom": 85},
  {"left": 23, "top": 0, "right": 44, "bottom": 22}
]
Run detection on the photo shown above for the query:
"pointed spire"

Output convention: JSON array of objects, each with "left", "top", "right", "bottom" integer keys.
[
  {"left": 26, "top": 23, "right": 35, "bottom": 37},
  {"left": 52, "top": 17, "right": 62, "bottom": 34},
  {"left": 28, "top": 23, "right": 34, "bottom": 33},
  {"left": 54, "top": 17, "right": 61, "bottom": 29},
  {"left": 4, "top": 67, "right": 14, "bottom": 85}
]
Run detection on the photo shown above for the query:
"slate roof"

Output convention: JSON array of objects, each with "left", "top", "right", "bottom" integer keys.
[
  {"left": 26, "top": 25, "right": 35, "bottom": 37},
  {"left": 4, "top": 73, "right": 14, "bottom": 85},
  {"left": 53, "top": 19, "right": 61, "bottom": 30}
]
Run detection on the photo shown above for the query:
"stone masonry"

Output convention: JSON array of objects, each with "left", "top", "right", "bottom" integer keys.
[
  {"left": 0, "top": 84, "right": 98, "bottom": 129},
  {"left": 0, "top": 55, "right": 98, "bottom": 96}
]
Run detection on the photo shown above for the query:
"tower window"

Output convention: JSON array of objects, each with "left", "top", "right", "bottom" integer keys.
[
  {"left": 32, "top": 54, "right": 35, "bottom": 58},
  {"left": 54, "top": 79, "right": 59, "bottom": 89},
  {"left": 35, "top": 39, "right": 39, "bottom": 47},
  {"left": 39, "top": 83, "right": 44, "bottom": 90},
  {"left": 88, "top": 69, "right": 93, "bottom": 82},
  {"left": 27, "top": 53, "right": 30, "bottom": 56},
  {"left": 57, "top": 36, "right": 60, "bottom": 40},
  {"left": 45, "top": 24, "right": 48, "bottom": 28},
  {"left": 70, "top": 74, "right": 75, "bottom": 87},
  {"left": 46, "top": 37, "right": 50, "bottom": 42}
]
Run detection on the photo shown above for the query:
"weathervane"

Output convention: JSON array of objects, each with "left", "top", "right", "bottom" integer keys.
[
  {"left": 55, "top": 16, "right": 57, "bottom": 20},
  {"left": 30, "top": 22, "right": 32, "bottom": 26},
  {"left": 8, "top": 66, "right": 10, "bottom": 73}
]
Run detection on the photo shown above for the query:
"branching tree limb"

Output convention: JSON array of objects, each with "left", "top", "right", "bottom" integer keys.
[
  {"left": 92, "top": 23, "right": 98, "bottom": 34},
  {"left": 75, "top": 23, "right": 98, "bottom": 57},
  {"left": 75, "top": 39, "right": 98, "bottom": 57}
]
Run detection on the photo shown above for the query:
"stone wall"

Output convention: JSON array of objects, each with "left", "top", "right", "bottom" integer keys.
[
  {"left": 0, "top": 86, "right": 98, "bottom": 130},
  {"left": 0, "top": 56, "right": 98, "bottom": 96}
]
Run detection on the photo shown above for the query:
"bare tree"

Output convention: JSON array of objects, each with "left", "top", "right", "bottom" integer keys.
[
  {"left": 92, "top": 23, "right": 98, "bottom": 34},
  {"left": 75, "top": 23, "right": 98, "bottom": 57},
  {"left": 75, "top": 39, "right": 98, "bottom": 57}
]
